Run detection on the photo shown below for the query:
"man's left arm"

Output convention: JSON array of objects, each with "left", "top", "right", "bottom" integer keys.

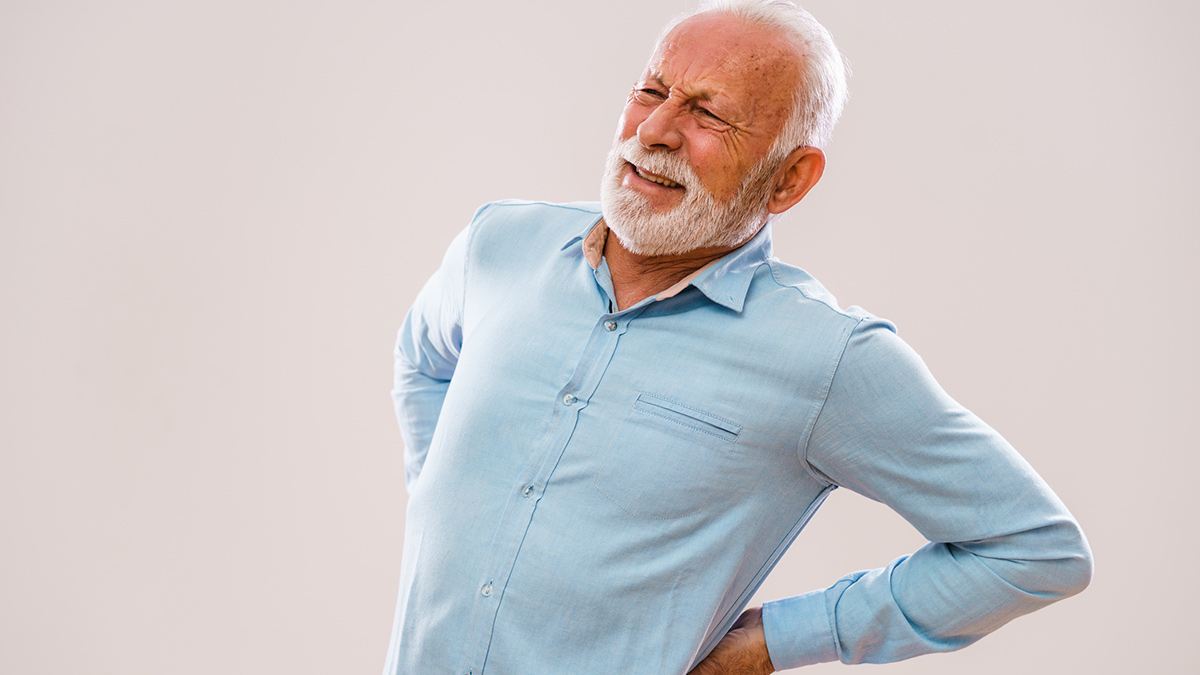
[{"left": 754, "top": 317, "right": 1092, "bottom": 670}]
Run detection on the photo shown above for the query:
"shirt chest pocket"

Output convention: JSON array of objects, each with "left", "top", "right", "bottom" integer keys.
[{"left": 593, "top": 393, "right": 742, "bottom": 520}]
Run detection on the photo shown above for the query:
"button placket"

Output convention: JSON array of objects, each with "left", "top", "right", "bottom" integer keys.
[{"left": 461, "top": 304, "right": 648, "bottom": 673}]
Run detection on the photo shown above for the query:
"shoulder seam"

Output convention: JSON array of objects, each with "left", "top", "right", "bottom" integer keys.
[
  {"left": 762, "top": 258, "right": 866, "bottom": 484},
  {"left": 764, "top": 258, "right": 859, "bottom": 324},
  {"left": 461, "top": 202, "right": 496, "bottom": 328},
  {"left": 797, "top": 315, "right": 868, "bottom": 487}
]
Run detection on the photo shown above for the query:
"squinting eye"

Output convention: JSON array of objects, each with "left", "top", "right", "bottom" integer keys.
[
  {"left": 699, "top": 108, "right": 724, "bottom": 122},
  {"left": 639, "top": 88, "right": 665, "bottom": 98}
]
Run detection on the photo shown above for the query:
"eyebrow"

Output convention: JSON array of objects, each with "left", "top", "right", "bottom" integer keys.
[{"left": 645, "top": 71, "right": 716, "bottom": 102}]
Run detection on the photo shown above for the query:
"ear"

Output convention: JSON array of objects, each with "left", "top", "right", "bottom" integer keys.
[{"left": 766, "top": 146, "right": 826, "bottom": 215}]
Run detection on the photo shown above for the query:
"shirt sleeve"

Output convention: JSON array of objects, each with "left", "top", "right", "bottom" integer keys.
[
  {"left": 392, "top": 223, "right": 471, "bottom": 492},
  {"left": 761, "top": 317, "right": 1093, "bottom": 670}
]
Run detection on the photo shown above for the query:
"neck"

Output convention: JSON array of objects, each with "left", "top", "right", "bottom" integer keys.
[{"left": 602, "top": 225, "right": 746, "bottom": 310}]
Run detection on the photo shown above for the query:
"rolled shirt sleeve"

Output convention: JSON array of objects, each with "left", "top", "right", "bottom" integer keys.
[{"left": 762, "top": 318, "right": 1093, "bottom": 669}]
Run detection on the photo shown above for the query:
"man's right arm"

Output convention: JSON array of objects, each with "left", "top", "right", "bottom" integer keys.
[{"left": 392, "top": 224, "right": 471, "bottom": 492}]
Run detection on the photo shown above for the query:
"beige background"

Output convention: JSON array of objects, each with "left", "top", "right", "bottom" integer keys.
[{"left": 1, "top": 0, "right": 1196, "bottom": 673}]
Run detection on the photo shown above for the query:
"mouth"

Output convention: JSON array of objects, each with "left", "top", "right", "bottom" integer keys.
[{"left": 629, "top": 162, "right": 684, "bottom": 189}]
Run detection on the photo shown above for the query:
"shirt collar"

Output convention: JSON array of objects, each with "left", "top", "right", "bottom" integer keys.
[{"left": 560, "top": 215, "right": 773, "bottom": 313}]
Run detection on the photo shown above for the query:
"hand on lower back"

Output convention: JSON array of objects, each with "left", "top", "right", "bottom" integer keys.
[{"left": 686, "top": 607, "right": 776, "bottom": 675}]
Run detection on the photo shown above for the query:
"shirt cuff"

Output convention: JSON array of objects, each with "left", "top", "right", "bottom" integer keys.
[{"left": 762, "top": 590, "right": 839, "bottom": 670}]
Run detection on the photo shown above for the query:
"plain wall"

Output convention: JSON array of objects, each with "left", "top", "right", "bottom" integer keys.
[{"left": 1, "top": 0, "right": 1196, "bottom": 673}]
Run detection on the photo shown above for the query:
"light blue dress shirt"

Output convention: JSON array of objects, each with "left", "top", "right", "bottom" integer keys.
[{"left": 386, "top": 200, "right": 1092, "bottom": 674}]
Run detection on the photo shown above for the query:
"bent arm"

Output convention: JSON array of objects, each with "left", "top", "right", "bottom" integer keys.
[
  {"left": 393, "top": 225, "right": 470, "bottom": 492},
  {"left": 763, "top": 318, "right": 1093, "bottom": 669}
]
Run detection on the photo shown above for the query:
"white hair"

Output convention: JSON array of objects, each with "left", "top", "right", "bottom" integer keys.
[{"left": 657, "top": 0, "right": 850, "bottom": 155}]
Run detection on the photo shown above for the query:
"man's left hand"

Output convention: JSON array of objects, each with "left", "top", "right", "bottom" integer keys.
[{"left": 686, "top": 607, "right": 775, "bottom": 675}]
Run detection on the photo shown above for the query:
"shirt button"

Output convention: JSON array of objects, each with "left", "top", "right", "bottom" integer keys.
[
  {"left": 604, "top": 320, "right": 617, "bottom": 332},
  {"left": 481, "top": 582, "right": 493, "bottom": 597},
  {"left": 562, "top": 393, "right": 577, "bottom": 405},
  {"left": 521, "top": 485, "right": 535, "bottom": 498}
]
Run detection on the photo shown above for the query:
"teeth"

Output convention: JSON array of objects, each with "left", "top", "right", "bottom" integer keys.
[{"left": 634, "top": 165, "right": 681, "bottom": 188}]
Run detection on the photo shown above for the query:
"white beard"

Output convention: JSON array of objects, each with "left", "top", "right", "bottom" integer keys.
[{"left": 599, "top": 136, "right": 779, "bottom": 257}]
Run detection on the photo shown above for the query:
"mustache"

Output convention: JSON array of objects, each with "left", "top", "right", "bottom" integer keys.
[{"left": 616, "top": 139, "right": 698, "bottom": 189}]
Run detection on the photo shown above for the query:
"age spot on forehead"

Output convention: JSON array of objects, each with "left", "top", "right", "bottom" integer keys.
[{"left": 653, "top": 12, "right": 803, "bottom": 122}]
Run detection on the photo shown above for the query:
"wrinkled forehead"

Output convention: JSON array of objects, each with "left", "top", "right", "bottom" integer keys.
[{"left": 648, "top": 12, "right": 803, "bottom": 121}]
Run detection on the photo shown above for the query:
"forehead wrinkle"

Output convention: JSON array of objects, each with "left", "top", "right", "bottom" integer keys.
[
  {"left": 646, "top": 18, "right": 803, "bottom": 134},
  {"left": 657, "top": 33, "right": 786, "bottom": 87},
  {"left": 645, "top": 62, "right": 724, "bottom": 107}
]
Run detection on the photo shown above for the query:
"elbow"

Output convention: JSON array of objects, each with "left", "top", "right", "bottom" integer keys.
[
  {"left": 1052, "top": 520, "right": 1093, "bottom": 599},
  {"left": 972, "top": 518, "right": 1093, "bottom": 603},
  {"left": 1015, "top": 518, "right": 1093, "bottom": 601}
]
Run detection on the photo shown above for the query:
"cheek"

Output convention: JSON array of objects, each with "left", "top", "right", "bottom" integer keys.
[{"left": 693, "top": 137, "right": 749, "bottom": 199}]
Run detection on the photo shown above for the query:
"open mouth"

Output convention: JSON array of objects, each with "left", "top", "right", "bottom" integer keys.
[{"left": 630, "top": 162, "right": 684, "bottom": 189}]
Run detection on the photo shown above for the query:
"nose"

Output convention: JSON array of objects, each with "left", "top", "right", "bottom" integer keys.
[{"left": 636, "top": 101, "right": 684, "bottom": 151}]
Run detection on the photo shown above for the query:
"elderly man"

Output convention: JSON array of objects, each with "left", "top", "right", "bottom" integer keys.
[{"left": 384, "top": 1, "right": 1092, "bottom": 673}]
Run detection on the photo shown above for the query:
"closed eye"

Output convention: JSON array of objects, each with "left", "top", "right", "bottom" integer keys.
[{"left": 696, "top": 107, "right": 730, "bottom": 127}]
